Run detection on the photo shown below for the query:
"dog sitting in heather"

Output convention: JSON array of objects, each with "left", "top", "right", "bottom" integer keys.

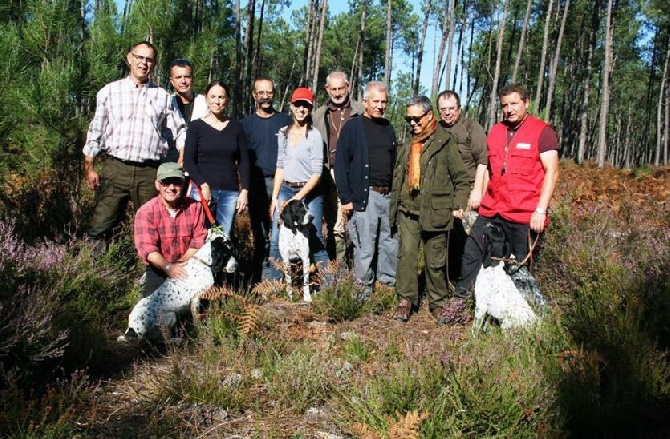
[
  {"left": 278, "top": 199, "right": 313, "bottom": 302},
  {"left": 472, "top": 223, "right": 546, "bottom": 332},
  {"left": 119, "top": 230, "right": 238, "bottom": 341}
]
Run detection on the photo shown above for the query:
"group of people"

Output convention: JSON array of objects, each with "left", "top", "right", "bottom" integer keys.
[{"left": 83, "top": 40, "right": 559, "bottom": 326}]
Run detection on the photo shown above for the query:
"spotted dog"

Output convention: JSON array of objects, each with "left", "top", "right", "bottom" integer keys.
[
  {"left": 472, "top": 223, "right": 537, "bottom": 333},
  {"left": 119, "top": 232, "right": 238, "bottom": 341},
  {"left": 278, "top": 199, "right": 313, "bottom": 302}
]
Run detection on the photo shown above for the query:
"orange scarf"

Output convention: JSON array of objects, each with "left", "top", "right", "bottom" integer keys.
[{"left": 407, "top": 118, "right": 437, "bottom": 190}]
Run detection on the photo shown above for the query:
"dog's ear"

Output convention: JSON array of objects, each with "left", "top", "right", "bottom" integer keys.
[
  {"left": 483, "top": 223, "right": 507, "bottom": 267},
  {"left": 209, "top": 237, "right": 228, "bottom": 279},
  {"left": 281, "top": 200, "right": 300, "bottom": 233}
]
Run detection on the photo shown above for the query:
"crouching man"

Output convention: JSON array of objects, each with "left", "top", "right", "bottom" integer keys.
[{"left": 134, "top": 162, "right": 207, "bottom": 297}]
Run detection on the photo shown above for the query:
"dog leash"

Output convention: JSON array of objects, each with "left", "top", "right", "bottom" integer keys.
[
  {"left": 490, "top": 232, "right": 539, "bottom": 267},
  {"left": 194, "top": 184, "right": 216, "bottom": 226}
]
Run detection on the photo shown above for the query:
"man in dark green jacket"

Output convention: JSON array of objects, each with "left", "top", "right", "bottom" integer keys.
[{"left": 389, "top": 96, "right": 472, "bottom": 325}]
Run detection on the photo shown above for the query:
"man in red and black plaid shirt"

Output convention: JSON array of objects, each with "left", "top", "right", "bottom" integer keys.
[{"left": 134, "top": 162, "right": 207, "bottom": 296}]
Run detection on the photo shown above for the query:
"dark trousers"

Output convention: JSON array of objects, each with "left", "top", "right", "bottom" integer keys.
[
  {"left": 454, "top": 214, "right": 535, "bottom": 299},
  {"left": 322, "top": 168, "right": 346, "bottom": 261},
  {"left": 396, "top": 210, "right": 449, "bottom": 311},
  {"left": 145, "top": 265, "right": 167, "bottom": 297},
  {"left": 447, "top": 217, "right": 468, "bottom": 282},
  {"left": 248, "top": 170, "right": 274, "bottom": 281},
  {"left": 87, "top": 157, "right": 158, "bottom": 239}
]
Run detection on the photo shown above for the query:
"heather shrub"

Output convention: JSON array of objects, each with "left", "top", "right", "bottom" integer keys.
[
  {"left": 311, "top": 273, "right": 367, "bottom": 322},
  {"left": 265, "top": 346, "right": 336, "bottom": 413},
  {"left": 0, "top": 219, "right": 140, "bottom": 390},
  {"left": 311, "top": 273, "right": 397, "bottom": 322},
  {"left": 540, "top": 202, "right": 670, "bottom": 436},
  {"left": 0, "top": 162, "right": 86, "bottom": 243},
  {"left": 0, "top": 370, "right": 95, "bottom": 438}
]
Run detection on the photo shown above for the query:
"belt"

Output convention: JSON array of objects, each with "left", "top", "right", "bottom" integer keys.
[
  {"left": 370, "top": 185, "right": 390, "bottom": 195},
  {"left": 109, "top": 155, "right": 159, "bottom": 168},
  {"left": 285, "top": 181, "right": 307, "bottom": 188}
]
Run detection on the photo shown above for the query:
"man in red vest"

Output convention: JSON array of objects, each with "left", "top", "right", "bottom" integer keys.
[{"left": 445, "top": 83, "right": 560, "bottom": 325}]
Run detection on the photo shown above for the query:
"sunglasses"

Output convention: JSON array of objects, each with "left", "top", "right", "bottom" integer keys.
[
  {"left": 160, "top": 178, "right": 185, "bottom": 187},
  {"left": 170, "top": 58, "right": 192, "bottom": 68},
  {"left": 292, "top": 100, "right": 313, "bottom": 109},
  {"left": 404, "top": 110, "right": 430, "bottom": 124}
]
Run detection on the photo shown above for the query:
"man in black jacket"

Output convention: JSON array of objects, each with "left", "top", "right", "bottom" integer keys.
[{"left": 335, "top": 81, "right": 397, "bottom": 298}]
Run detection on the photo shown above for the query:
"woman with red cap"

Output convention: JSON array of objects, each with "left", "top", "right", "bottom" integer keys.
[{"left": 266, "top": 87, "right": 328, "bottom": 281}]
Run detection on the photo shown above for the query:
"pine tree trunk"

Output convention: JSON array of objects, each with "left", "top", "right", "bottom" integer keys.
[
  {"left": 511, "top": 0, "right": 532, "bottom": 83},
  {"left": 443, "top": 0, "right": 456, "bottom": 91},
  {"left": 534, "top": 0, "right": 554, "bottom": 106},
  {"left": 453, "top": 2, "right": 466, "bottom": 92},
  {"left": 545, "top": 0, "right": 570, "bottom": 121},
  {"left": 234, "top": 0, "right": 243, "bottom": 118},
  {"left": 431, "top": 2, "right": 449, "bottom": 97},
  {"left": 383, "top": 0, "right": 392, "bottom": 88},
  {"left": 665, "top": 76, "right": 669, "bottom": 164},
  {"left": 655, "top": 39, "right": 669, "bottom": 165},
  {"left": 356, "top": 1, "right": 367, "bottom": 100},
  {"left": 597, "top": 0, "right": 613, "bottom": 168},
  {"left": 253, "top": 0, "right": 266, "bottom": 79},
  {"left": 244, "top": 0, "right": 256, "bottom": 116},
  {"left": 311, "top": 0, "right": 327, "bottom": 91},
  {"left": 414, "top": 0, "right": 432, "bottom": 95},
  {"left": 488, "top": 0, "right": 509, "bottom": 130},
  {"left": 578, "top": 3, "right": 598, "bottom": 164},
  {"left": 304, "top": 0, "right": 315, "bottom": 86}
]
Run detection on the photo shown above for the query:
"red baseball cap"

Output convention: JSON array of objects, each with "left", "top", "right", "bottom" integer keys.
[{"left": 290, "top": 87, "right": 314, "bottom": 105}]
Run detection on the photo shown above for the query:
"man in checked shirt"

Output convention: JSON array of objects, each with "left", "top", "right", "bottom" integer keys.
[{"left": 83, "top": 41, "right": 186, "bottom": 251}]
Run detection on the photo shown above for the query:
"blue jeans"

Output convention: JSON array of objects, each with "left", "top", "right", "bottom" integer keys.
[
  {"left": 266, "top": 183, "right": 328, "bottom": 280},
  {"left": 191, "top": 187, "right": 238, "bottom": 237}
]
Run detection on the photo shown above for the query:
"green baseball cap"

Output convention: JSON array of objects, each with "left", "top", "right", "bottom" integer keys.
[{"left": 156, "top": 162, "right": 184, "bottom": 180}]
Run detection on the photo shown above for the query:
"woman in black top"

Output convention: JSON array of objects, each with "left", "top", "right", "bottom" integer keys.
[{"left": 184, "top": 80, "right": 250, "bottom": 236}]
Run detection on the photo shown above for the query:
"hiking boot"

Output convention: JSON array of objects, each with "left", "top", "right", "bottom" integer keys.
[
  {"left": 435, "top": 298, "right": 472, "bottom": 326},
  {"left": 393, "top": 299, "right": 413, "bottom": 322}
]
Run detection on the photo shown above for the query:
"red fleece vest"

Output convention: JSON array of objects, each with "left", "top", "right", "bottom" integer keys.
[{"left": 480, "top": 115, "right": 548, "bottom": 225}]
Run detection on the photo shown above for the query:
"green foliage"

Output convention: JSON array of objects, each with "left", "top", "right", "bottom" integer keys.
[
  {"left": 339, "top": 327, "right": 562, "bottom": 437},
  {"left": 540, "top": 199, "right": 670, "bottom": 436},
  {"left": 0, "top": 370, "right": 94, "bottom": 438},
  {"left": 342, "top": 335, "right": 373, "bottom": 364},
  {"left": 311, "top": 274, "right": 367, "bottom": 322},
  {"left": 265, "top": 346, "right": 335, "bottom": 413}
]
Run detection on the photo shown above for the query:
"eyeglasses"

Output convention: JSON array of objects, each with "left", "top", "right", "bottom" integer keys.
[
  {"left": 438, "top": 107, "right": 459, "bottom": 114},
  {"left": 159, "top": 178, "right": 184, "bottom": 187},
  {"left": 404, "top": 110, "right": 430, "bottom": 124},
  {"left": 130, "top": 52, "right": 155, "bottom": 64},
  {"left": 170, "top": 58, "right": 191, "bottom": 67}
]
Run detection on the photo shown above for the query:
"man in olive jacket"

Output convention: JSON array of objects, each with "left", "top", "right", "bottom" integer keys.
[{"left": 389, "top": 96, "right": 472, "bottom": 325}]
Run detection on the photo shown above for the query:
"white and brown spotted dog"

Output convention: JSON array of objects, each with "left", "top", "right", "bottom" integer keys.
[
  {"left": 119, "top": 231, "right": 238, "bottom": 341},
  {"left": 278, "top": 199, "right": 313, "bottom": 302}
]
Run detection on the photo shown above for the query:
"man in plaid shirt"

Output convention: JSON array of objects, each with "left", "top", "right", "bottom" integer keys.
[
  {"left": 134, "top": 162, "right": 207, "bottom": 296},
  {"left": 83, "top": 40, "right": 186, "bottom": 250}
]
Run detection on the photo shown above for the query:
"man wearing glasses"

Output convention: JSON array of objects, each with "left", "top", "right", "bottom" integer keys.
[
  {"left": 436, "top": 90, "right": 488, "bottom": 283},
  {"left": 134, "top": 162, "right": 207, "bottom": 297},
  {"left": 83, "top": 41, "right": 186, "bottom": 252},
  {"left": 242, "top": 76, "right": 291, "bottom": 281},
  {"left": 389, "top": 96, "right": 472, "bottom": 325}
]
